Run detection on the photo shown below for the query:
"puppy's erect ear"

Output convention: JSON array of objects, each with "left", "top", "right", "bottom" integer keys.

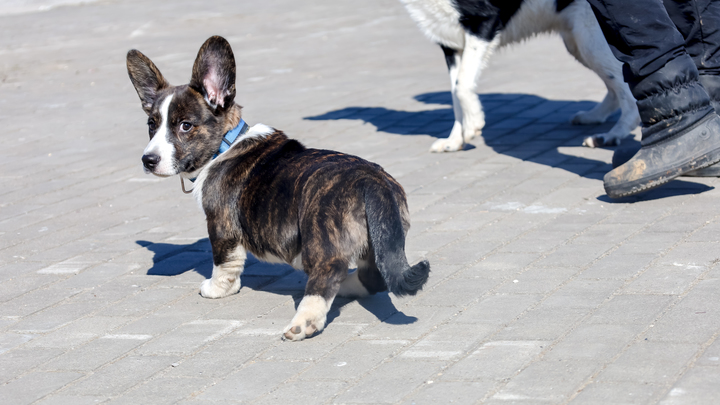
[
  {"left": 127, "top": 50, "right": 169, "bottom": 114},
  {"left": 189, "top": 36, "right": 236, "bottom": 110}
]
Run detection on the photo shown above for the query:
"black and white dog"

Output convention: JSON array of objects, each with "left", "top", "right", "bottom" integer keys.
[
  {"left": 127, "top": 36, "right": 430, "bottom": 341},
  {"left": 398, "top": 0, "right": 641, "bottom": 151}
]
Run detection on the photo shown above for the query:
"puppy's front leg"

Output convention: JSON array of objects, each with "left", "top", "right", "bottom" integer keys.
[{"left": 200, "top": 243, "right": 246, "bottom": 299}]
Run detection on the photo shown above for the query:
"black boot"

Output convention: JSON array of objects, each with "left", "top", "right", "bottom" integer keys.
[
  {"left": 700, "top": 74, "right": 720, "bottom": 114},
  {"left": 604, "top": 57, "right": 720, "bottom": 198},
  {"left": 612, "top": 140, "right": 720, "bottom": 177}
]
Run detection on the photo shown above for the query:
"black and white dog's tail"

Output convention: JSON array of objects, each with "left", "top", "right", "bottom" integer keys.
[{"left": 364, "top": 181, "right": 430, "bottom": 296}]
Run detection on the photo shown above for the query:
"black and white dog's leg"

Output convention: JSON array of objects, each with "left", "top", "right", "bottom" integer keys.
[
  {"left": 561, "top": 2, "right": 640, "bottom": 147},
  {"left": 200, "top": 243, "right": 245, "bottom": 299},
  {"left": 431, "top": 34, "right": 495, "bottom": 152},
  {"left": 283, "top": 258, "right": 347, "bottom": 341},
  {"left": 430, "top": 45, "right": 465, "bottom": 152}
]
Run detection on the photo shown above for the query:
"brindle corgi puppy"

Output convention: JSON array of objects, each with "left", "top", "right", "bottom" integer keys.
[{"left": 127, "top": 36, "right": 430, "bottom": 341}]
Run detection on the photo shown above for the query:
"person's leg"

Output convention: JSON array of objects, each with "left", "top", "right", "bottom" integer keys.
[
  {"left": 663, "top": 0, "right": 720, "bottom": 110},
  {"left": 608, "top": 0, "right": 720, "bottom": 177},
  {"left": 587, "top": 0, "right": 720, "bottom": 198}
]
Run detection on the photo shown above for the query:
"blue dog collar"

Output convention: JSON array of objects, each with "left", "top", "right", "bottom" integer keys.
[
  {"left": 183, "top": 119, "right": 249, "bottom": 192},
  {"left": 214, "top": 119, "right": 249, "bottom": 158}
]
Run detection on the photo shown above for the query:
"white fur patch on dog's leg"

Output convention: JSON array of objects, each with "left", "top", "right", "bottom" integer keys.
[
  {"left": 457, "top": 35, "right": 493, "bottom": 139},
  {"left": 282, "top": 295, "right": 333, "bottom": 341},
  {"left": 338, "top": 270, "right": 370, "bottom": 298},
  {"left": 200, "top": 245, "right": 246, "bottom": 299}
]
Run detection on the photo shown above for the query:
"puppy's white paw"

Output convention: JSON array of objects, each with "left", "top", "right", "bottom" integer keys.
[
  {"left": 430, "top": 138, "right": 464, "bottom": 153},
  {"left": 199, "top": 277, "right": 240, "bottom": 299},
  {"left": 282, "top": 296, "right": 329, "bottom": 342}
]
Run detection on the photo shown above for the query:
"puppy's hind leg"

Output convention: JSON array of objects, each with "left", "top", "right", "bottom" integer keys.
[{"left": 200, "top": 242, "right": 245, "bottom": 299}]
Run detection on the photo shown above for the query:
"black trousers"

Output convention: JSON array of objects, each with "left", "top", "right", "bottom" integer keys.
[
  {"left": 587, "top": 0, "right": 720, "bottom": 143},
  {"left": 587, "top": 0, "right": 720, "bottom": 82}
]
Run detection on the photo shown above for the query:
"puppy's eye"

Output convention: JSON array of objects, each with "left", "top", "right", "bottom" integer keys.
[
  {"left": 147, "top": 118, "right": 157, "bottom": 131},
  {"left": 180, "top": 122, "right": 193, "bottom": 132}
]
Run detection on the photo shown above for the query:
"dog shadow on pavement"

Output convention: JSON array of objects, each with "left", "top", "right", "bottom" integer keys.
[
  {"left": 305, "top": 92, "right": 713, "bottom": 201},
  {"left": 136, "top": 239, "right": 417, "bottom": 328}
]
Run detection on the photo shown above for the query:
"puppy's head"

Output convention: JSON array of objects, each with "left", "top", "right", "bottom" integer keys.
[{"left": 127, "top": 36, "right": 238, "bottom": 177}]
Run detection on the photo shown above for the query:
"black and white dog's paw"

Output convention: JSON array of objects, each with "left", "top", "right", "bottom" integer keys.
[
  {"left": 199, "top": 277, "right": 240, "bottom": 299},
  {"left": 430, "top": 137, "right": 464, "bottom": 153},
  {"left": 582, "top": 133, "right": 622, "bottom": 148}
]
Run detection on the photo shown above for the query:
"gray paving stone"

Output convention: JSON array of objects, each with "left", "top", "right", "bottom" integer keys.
[
  {"left": 22, "top": 316, "right": 132, "bottom": 348},
  {"left": 63, "top": 354, "right": 180, "bottom": 396},
  {"left": 693, "top": 338, "right": 720, "bottom": 367},
  {"left": 196, "top": 360, "right": 309, "bottom": 403},
  {"left": 645, "top": 301, "right": 720, "bottom": 344},
  {"left": 570, "top": 381, "right": 660, "bottom": 405},
  {"left": 410, "top": 276, "right": 496, "bottom": 307},
  {"left": 10, "top": 301, "right": 102, "bottom": 333},
  {"left": 0, "top": 347, "right": 63, "bottom": 384},
  {"left": 254, "top": 380, "right": 350, "bottom": 405},
  {"left": 622, "top": 263, "right": 706, "bottom": 295},
  {"left": 34, "top": 394, "right": 109, "bottom": 405},
  {"left": 493, "top": 305, "right": 589, "bottom": 341},
  {"left": 543, "top": 278, "right": 624, "bottom": 308},
  {"left": 167, "top": 333, "right": 275, "bottom": 379},
  {"left": 586, "top": 295, "right": 675, "bottom": 326},
  {"left": 441, "top": 340, "right": 549, "bottom": 382},
  {"left": 135, "top": 319, "right": 243, "bottom": 355},
  {"left": 494, "top": 266, "right": 579, "bottom": 295},
  {"left": 95, "top": 286, "right": 189, "bottom": 318},
  {"left": 657, "top": 366, "right": 720, "bottom": 404},
  {"left": 402, "top": 380, "right": 496, "bottom": 405},
  {"left": 0, "top": 371, "right": 84, "bottom": 405},
  {"left": 333, "top": 359, "right": 445, "bottom": 404},
  {"left": 454, "top": 294, "right": 543, "bottom": 325},
  {"left": 597, "top": 341, "right": 700, "bottom": 384},
  {"left": 580, "top": 252, "right": 658, "bottom": 280},
  {"left": 299, "top": 339, "right": 409, "bottom": 381},
  {"left": 106, "top": 376, "right": 208, "bottom": 405},
  {"left": 544, "top": 324, "right": 639, "bottom": 362},
  {"left": 359, "top": 306, "right": 458, "bottom": 341},
  {"left": 492, "top": 359, "right": 599, "bottom": 402}
]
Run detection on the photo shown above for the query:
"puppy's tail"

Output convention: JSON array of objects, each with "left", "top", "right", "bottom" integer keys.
[{"left": 364, "top": 179, "right": 430, "bottom": 297}]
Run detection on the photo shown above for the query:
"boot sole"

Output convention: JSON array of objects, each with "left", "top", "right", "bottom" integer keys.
[{"left": 606, "top": 147, "right": 720, "bottom": 198}]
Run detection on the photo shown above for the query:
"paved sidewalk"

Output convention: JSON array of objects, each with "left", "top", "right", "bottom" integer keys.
[{"left": 2, "top": 0, "right": 720, "bottom": 404}]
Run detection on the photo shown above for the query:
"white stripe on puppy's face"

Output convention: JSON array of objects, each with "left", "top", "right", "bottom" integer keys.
[{"left": 143, "top": 94, "right": 176, "bottom": 176}]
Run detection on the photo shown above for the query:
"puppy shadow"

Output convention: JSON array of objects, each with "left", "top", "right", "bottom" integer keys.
[
  {"left": 138, "top": 238, "right": 213, "bottom": 278},
  {"left": 136, "top": 239, "right": 417, "bottom": 329}
]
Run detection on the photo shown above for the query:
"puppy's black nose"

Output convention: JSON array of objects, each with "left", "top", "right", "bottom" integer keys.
[{"left": 142, "top": 154, "right": 160, "bottom": 170}]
